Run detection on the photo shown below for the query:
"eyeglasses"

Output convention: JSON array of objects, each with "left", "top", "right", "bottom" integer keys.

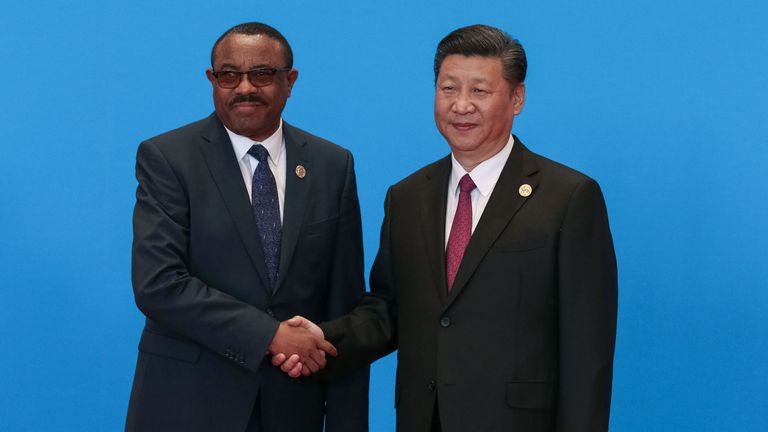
[{"left": 211, "top": 67, "right": 292, "bottom": 89}]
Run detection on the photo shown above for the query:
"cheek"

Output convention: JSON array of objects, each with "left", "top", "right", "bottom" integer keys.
[
  {"left": 434, "top": 100, "right": 451, "bottom": 123},
  {"left": 434, "top": 111, "right": 449, "bottom": 130},
  {"left": 212, "top": 89, "right": 230, "bottom": 106},
  {"left": 272, "top": 82, "right": 293, "bottom": 98}
]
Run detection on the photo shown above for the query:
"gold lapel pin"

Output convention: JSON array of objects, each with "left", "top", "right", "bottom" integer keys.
[
  {"left": 518, "top": 184, "right": 532, "bottom": 197},
  {"left": 295, "top": 164, "right": 306, "bottom": 179}
]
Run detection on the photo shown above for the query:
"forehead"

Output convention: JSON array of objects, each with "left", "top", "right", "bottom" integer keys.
[
  {"left": 438, "top": 55, "right": 504, "bottom": 83},
  {"left": 213, "top": 34, "right": 285, "bottom": 69}
]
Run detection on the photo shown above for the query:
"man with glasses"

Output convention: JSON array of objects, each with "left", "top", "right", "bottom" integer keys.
[{"left": 126, "top": 22, "right": 368, "bottom": 431}]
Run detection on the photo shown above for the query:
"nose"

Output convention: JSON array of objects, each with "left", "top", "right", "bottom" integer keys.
[
  {"left": 452, "top": 91, "right": 476, "bottom": 114},
  {"left": 234, "top": 73, "right": 258, "bottom": 93}
]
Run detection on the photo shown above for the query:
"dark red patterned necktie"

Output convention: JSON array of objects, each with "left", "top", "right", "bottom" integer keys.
[{"left": 446, "top": 174, "right": 476, "bottom": 292}]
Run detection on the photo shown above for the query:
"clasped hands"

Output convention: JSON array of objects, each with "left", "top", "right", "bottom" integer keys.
[{"left": 268, "top": 316, "right": 334, "bottom": 378}]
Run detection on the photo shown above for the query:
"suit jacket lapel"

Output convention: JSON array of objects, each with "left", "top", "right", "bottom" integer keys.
[
  {"left": 274, "top": 123, "right": 309, "bottom": 293},
  {"left": 199, "top": 114, "right": 272, "bottom": 290},
  {"left": 447, "top": 138, "right": 540, "bottom": 306},
  {"left": 419, "top": 157, "right": 452, "bottom": 306}
]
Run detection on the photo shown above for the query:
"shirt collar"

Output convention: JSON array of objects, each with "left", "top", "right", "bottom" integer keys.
[
  {"left": 449, "top": 135, "right": 515, "bottom": 197},
  {"left": 225, "top": 118, "right": 284, "bottom": 164}
]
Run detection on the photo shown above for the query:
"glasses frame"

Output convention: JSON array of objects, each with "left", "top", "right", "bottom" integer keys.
[{"left": 211, "top": 67, "right": 292, "bottom": 89}]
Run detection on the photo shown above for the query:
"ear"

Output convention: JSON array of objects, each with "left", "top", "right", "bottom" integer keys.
[
  {"left": 285, "top": 69, "right": 299, "bottom": 96},
  {"left": 512, "top": 82, "right": 526, "bottom": 115},
  {"left": 205, "top": 68, "right": 217, "bottom": 87}
]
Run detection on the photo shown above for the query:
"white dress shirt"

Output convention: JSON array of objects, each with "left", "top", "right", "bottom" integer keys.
[
  {"left": 225, "top": 120, "right": 287, "bottom": 222},
  {"left": 445, "top": 135, "right": 515, "bottom": 248}
]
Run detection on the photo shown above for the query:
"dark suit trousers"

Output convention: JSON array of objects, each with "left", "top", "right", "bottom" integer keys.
[
  {"left": 431, "top": 398, "right": 441, "bottom": 432},
  {"left": 245, "top": 394, "right": 262, "bottom": 432}
]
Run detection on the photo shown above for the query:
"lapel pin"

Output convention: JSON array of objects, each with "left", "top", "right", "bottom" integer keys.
[
  {"left": 518, "top": 184, "right": 532, "bottom": 197},
  {"left": 295, "top": 164, "right": 306, "bottom": 179}
]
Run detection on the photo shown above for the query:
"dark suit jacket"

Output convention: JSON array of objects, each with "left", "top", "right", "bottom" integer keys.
[
  {"left": 126, "top": 114, "right": 369, "bottom": 432},
  {"left": 322, "top": 137, "right": 617, "bottom": 432}
]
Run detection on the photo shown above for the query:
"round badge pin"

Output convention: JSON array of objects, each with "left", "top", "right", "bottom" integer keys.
[
  {"left": 518, "top": 184, "right": 532, "bottom": 197},
  {"left": 295, "top": 165, "right": 306, "bottom": 179}
]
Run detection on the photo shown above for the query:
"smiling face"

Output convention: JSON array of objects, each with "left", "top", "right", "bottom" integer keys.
[
  {"left": 206, "top": 34, "right": 298, "bottom": 141},
  {"left": 434, "top": 55, "right": 525, "bottom": 170}
]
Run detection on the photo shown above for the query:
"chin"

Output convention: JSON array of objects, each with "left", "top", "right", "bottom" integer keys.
[
  {"left": 234, "top": 119, "right": 262, "bottom": 131},
  {"left": 446, "top": 137, "right": 481, "bottom": 153}
]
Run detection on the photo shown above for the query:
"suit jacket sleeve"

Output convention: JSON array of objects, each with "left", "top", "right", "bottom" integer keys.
[
  {"left": 132, "top": 139, "right": 278, "bottom": 373},
  {"left": 556, "top": 178, "right": 618, "bottom": 431},
  {"left": 321, "top": 187, "right": 399, "bottom": 377},
  {"left": 322, "top": 151, "right": 371, "bottom": 432}
]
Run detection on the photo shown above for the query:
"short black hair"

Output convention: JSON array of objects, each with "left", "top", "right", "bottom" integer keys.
[
  {"left": 210, "top": 22, "right": 293, "bottom": 68},
  {"left": 434, "top": 24, "right": 526, "bottom": 87}
]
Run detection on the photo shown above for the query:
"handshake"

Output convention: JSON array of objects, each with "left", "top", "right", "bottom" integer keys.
[{"left": 267, "top": 316, "right": 336, "bottom": 378}]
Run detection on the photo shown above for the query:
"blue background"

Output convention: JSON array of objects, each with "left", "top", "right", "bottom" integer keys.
[{"left": 1, "top": 0, "right": 766, "bottom": 430}]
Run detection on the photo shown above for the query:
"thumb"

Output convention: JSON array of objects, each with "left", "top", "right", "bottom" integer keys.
[{"left": 286, "top": 315, "right": 307, "bottom": 328}]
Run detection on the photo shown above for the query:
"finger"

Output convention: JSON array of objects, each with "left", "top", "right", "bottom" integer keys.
[
  {"left": 318, "top": 339, "right": 338, "bottom": 357},
  {"left": 307, "top": 349, "right": 327, "bottom": 370},
  {"left": 280, "top": 354, "right": 301, "bottom": 373},
  {"left": 303, "top": 357, "right": 321, "bottom": 373},
  {"left": 301, "top": 364, "right": 312, "bottom": 376},
  {"left": 286, "top": 315, "right": 305, "bottom": 327},
  {"left": 288, "top": 362, "right": 303, "bottom": 378},
  {"left": 271, "top": 353, "right": 287, "bottom": 366}
]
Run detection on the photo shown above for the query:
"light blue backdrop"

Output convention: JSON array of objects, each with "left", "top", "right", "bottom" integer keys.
[{"left": 1, "top": 0, "right": 766, "bottom": 430}]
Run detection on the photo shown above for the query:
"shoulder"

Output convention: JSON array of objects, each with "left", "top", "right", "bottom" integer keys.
[
  {"left": 284, "top": 122, "right": 352, "bottom": 162},
  {"left": 142, "top": 115, "right": 215, "bottom": 150},
  {"left": 512, "top": 136, "right": 599, "bottom": 193},
  {"left": 390, "top": 156, "right": 451, "bottom": 193},
  {"left": 136, "top": 116, "right": 220, "bottom": 171},
  {"left": 518, "top": 141, "right": 606, "bottom": 209},
  {"left": 134, "top": 115, "right": 228, "bottom": 179},
  {"left": 529, "top": 148, "right": 593, "bottom": 187}
]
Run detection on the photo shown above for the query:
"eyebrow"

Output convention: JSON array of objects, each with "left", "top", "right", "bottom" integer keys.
[
  {"left": 217, "top": 63, "right": 276, "bottom": 70},
  {"left": 440, "top": 74, "right": 490, "bottom": 84}
]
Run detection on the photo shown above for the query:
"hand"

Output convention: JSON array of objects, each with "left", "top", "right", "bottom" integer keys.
[
  {"left": 286, "top": 315, "right": 336, "bottom": 377},
  {"left": 271, "top": 316, "right": 331, "bottom": 377},
  {"left": 270, "top": 352, "right": 303, "bottom": 378},
  {"left": 268, "top": 316, "right": 336, "bottom": 377}
]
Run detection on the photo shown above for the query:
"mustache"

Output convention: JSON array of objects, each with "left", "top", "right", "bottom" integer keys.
[{"left": 230, "top": 94, "right": 267, "bottom": 106}]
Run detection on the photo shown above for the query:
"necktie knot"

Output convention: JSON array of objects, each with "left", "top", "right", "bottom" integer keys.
[
  {"left": 248, "top": 144, "right": 270, "bottom": 164},
  {"left": 459, "top": 174, "right": 476, "bottom": 193}
]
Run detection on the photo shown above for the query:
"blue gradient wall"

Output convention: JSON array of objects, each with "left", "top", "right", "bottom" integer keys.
[{"left": 1, "top": 1, "right": 766, "bottom": 430}]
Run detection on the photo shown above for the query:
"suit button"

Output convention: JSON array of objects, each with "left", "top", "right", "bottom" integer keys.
[
  {"left": 266, "top": 308, "right": 275, "bottom": 317},
  {"left": 428, "top": 380, "right": 436, "bottom": 392},
  {"left": 440, "top": 317, "right": 451, "bottom": 328}
]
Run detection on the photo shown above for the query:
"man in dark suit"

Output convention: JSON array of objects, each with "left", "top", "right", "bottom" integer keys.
[
  {"left": 126, "top": 22, "right": 369, "bottom": 431},
  {"left": 276, "top": 24, "right": 617, "bottom": 431}
]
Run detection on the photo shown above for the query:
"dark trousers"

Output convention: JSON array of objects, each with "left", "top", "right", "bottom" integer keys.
[
  {"left": 245, "top": 394, "right": 262, "bottom": 432},
  {"left": 432, "top": 399, "right": 442, "bottom": 432}
]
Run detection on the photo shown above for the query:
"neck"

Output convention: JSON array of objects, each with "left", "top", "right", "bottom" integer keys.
[
  {"left": 453, "top": 136, "right": 509, "bottom": 172},
  {"left": 246, "top": 124, "right": 279, "bottom": 142}
]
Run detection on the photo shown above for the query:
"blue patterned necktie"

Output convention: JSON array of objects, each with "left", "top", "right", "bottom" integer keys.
[{"left": 248, "top": 144, "right": 282, "bottom": 291}]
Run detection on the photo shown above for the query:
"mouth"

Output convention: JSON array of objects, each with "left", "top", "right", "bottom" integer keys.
[
  {"left": 230, "top": 101, "right": 266, "bottom": 112},
  {"left": 450, "top": 122, "right": 478, "bottom": 132}
]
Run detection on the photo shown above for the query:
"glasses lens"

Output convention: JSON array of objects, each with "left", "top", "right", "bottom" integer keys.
[
  {"left": 217, "top": 71, "right": 240, "bottom": 88},
  {"left": 247, "top": 69, "right": 276, "bottom": 87}
]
